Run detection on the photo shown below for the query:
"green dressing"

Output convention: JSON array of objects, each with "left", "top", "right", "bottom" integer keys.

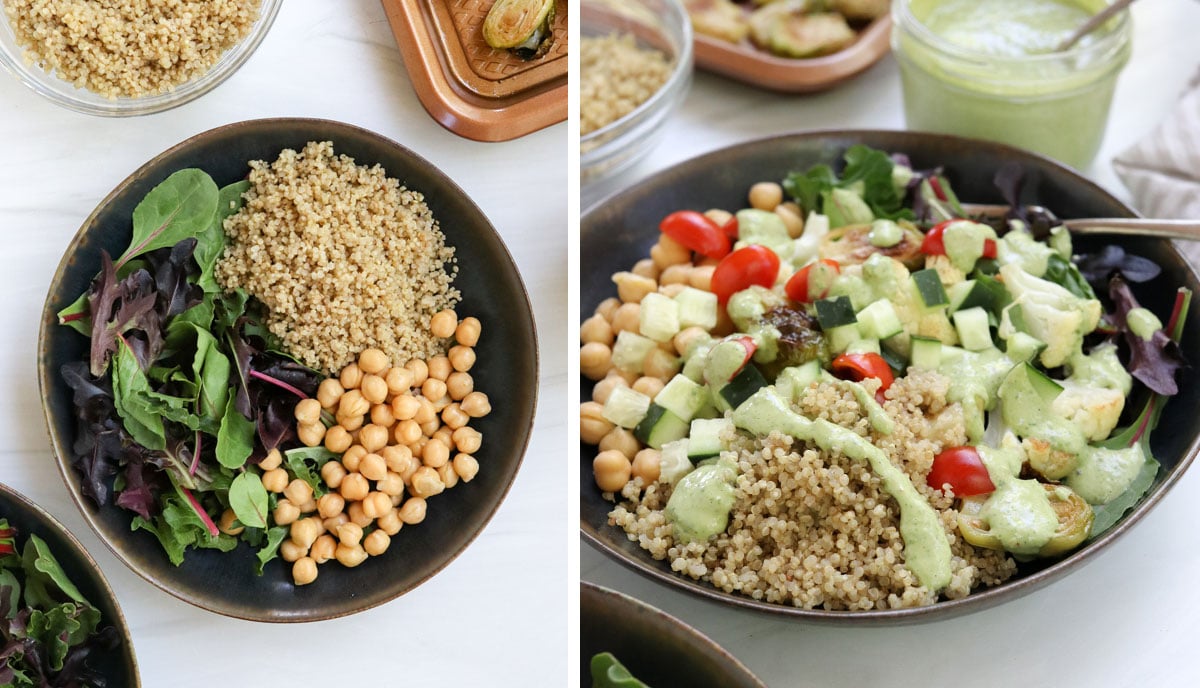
[
  {"left": 868, "top": 220, "right": 903, "bottom": 248},
  {"left": 836, "top": 380, "right": 894, "bottom": 435},
  {"left": 664, "top": 458, "right": 738, "bottom": 544},
  {"left": 1068, "top": 343, "right": 1132, "bottom": 395},
  {"left": 923, "top": 0, "right": 1094, "bottom": 57},
  {"left": 938, "top": 348, "right": 1014, "bottom": 441},
  {"left": 942, "top": 221, "right": 996, "bottom": 273},
  {"left": 1066, "top": 444, "right": 1145, "bottom": 505},
  {"left": 998, "top": 364, "right": 1087, "bottom": 456},
  {"left": 1127, "top": 307, "right": 1163, "bottom": 342},
  {"left": 980, "top": 479, "right": 1059, "bottom": 556}
]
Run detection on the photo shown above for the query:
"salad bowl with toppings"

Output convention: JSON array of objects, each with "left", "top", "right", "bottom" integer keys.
[
  {"left": 579, "top": 130, "right": 1200, "bottom": 623},
  {"left": 39, "top": 118, "right": 538, "bottom": 622}
]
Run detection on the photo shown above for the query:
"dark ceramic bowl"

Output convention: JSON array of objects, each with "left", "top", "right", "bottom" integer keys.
[
  {"left": 580, "top": 130, "right": 1200, "bottom": 624},
  {"left": 39, "top": 118, "right": 538, "bottom": 622},
  {"left": 0, "top": 482, "right": 140, "bottom": 685},
  {"left": 580, "top": 581, "right": 765, "bottom": 688}
]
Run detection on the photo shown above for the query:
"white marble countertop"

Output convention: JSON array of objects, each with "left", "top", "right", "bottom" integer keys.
[
  {"left": 581, "top": 1, "right": 1200, "bottom": 686},
  {"left": 0, "top": 1, "right": 566, "bottom": 685}
]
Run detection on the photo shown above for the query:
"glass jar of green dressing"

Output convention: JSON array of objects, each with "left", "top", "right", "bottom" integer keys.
[{"left": 892, "top": 0, "right": 1131, "bottom": 169}]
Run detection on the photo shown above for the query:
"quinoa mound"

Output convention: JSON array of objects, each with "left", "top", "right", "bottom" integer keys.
[
  {"left": 3, "top": 0, "right": 262, "bottom": 99},
  {"left": 580, "top": 33, "right": 672, "bottom": 137},
  {"left": 608, "top": 370, "right": 1018, "bottom": 610},
  {"left": 216, "top": 141, "right": 460, "bottom": 374}
]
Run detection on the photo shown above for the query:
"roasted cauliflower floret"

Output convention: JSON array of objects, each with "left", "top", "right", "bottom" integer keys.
[{"left": 1050, "top": 380, "right": 1126, "bottom": 442}]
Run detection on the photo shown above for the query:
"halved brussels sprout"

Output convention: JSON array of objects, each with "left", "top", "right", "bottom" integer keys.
[
  {"left": 819, "top": 222, "right": 926, "bottom": 270},
  {"left": 957, "top": 483, "right": 1094, "bottom": 558},
  {"left": 483, "top": 0, "right": 556, "bottom": 56}
]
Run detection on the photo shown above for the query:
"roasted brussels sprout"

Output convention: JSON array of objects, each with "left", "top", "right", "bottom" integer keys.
[
  {"left": 483, "top": 0, "right": 556, "bottom": 57},
  {"left": 830, "top": 0, "right": 889, "bottom": 22},
  {"left": 958, "top": 483, "right": 1094, "bottom": 558},
  {"left": 749, "top": 2, "right": 856, "bottom": 58},
  {"left": 819, "top": 222, "right": 926, "bottom": 270},
  {"left": 684, "top": 0, "right": 751, "bottom": 44},
  {"left": 761, "top": 305, "right": 828, "bottom": 375}
]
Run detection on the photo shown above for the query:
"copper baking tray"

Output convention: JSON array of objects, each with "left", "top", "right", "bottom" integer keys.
[
  {"left": 381, "top": 0, "right": 568, "bottom": 141},
  {"left": 694, "top": 14, "right": 891, "bottom": 93}
]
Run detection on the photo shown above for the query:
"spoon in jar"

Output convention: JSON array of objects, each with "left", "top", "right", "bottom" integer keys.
[
  {"left": 960, "top": 203, "right": 1200, "bottom": 241},
  {"left": 1055, "top": 0, "right": 1138, "bottom": 52}
]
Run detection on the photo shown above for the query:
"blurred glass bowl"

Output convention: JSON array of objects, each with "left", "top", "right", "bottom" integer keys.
[
  {"left": 0, "top": 0, "right": 281, "bottom": 116},
  {"left": 580, "top": 0, "right": 693, "bottom": 185}
]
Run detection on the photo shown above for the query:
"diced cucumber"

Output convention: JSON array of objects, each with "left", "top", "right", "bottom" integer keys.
[
  {"left": 939, "top": 345, "right": 967, "bottom": 364},
  {"left": 856, "top": 299, "right": 903, "bottom": 339},
  {"left": 688, "top": 417, "right": 733, "bottom": 460},
  {"left": 1005, "top": 331, "right": 1046, "bottom": 364},
  {"left": 952, "top": 307, "right": 993, "bottom": 351},
  {"left": 946, "top": 279, "right": 975, "bottom": 313},
  {"left": 825, "top": 323, "right": 861, "bottom": 354},
  {"left": 845, "top": 338, "right": 881, "bottom": 355},
  {"left": 634, "top": 403, "right": 690, "bottom": 449},
  {"left": 909, "top": 336, "right": 942, "bottom": 369},
  {"left": 815, "top": 295, "right": 857, "bottom": 330},
  {"left": 1023, "top": 362, "right": 1064, "bottom": 405},
  {"left": 681, "top": 338, "right": 715, "bottom": 382},
  {"left": 658, "top": 439, "right": 693, "bottom": 484},
  {"left": 674, "top": 286, "right": 718, "bottom": 330},
  {"left": 638, "top": 293, "right": 681, "bottom": 343},
  {"left": 611, "top": 330, "right": 657, "bottom": 374},
  {"left": 911, "top": 269, "right": 948, "bottom": 310},
  {"left": 775, "top": 360, "right": 821, "bottom": 400},
  {"left": 719, "top": 364, "right": 768, "bottom": 409},
  {"left": 958, "top": 274, "right": 1008, "bottom": 314},
  {"left": 602, "top": 386, "right": 651, "bottom": 429},
  {"left": 654, "top": 374, "right": 708, "bottom": 421},
  {"left": 879, "top": 344, "right": 908, "bottom": 376}
]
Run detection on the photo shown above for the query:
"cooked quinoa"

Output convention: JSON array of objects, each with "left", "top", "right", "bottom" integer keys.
[
  {"left": 608, "top": 371, "right": 1018, "bottom": 610},
  {"left": 216, "top": 141, "right": 460, "bottom": 374},
  {"left": 2, "top": 0, "right": 261, "bottom": 99},
  {"left": 581, "top": 33, "right": 672, "bottom": 137}
]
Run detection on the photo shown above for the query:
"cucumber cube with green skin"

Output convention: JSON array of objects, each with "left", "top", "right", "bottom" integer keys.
[
  {"left": 674, "top": 286, "right": 718, "bottom": 330},
  {"left": 634, "top": 404, "right": 690, "bottom": 449},
  {"left": 1005, "top": 332, "right": 1046, "bottom": 364},
  {"left": 815, "top": 295, "right": 857, "bottom": 329},
  {"left": 952, "top": 307, "right": 993, "bottom": 351},
  {"left": 611, "top": 330, "right": 657, "bottom": 374},
  {"left": 654, "top": 374, "right": 709, "bottom": 421},
  {"left": 909, "top": 336, "right": 942, "bottom": 369},
  {"left": 639, "top": 292, "right": 681, "bottom": 342},
  {"left": 825, "top": 323, "right": 862, "bottom": 354},
  {"left": 688, "top": 417, "right": 733, "bottom": 460},
  {"left": 602, "top": 386, "right": 651, "bottom": 429},
  {"left": 856, "top": 298, "right": 903, "bottom": 339},
  {"left": 775, "top": 360, "right": 821, "bottom": 401},
  {"left": 911, "top": 269, "right": 948, "bottom": 310}
]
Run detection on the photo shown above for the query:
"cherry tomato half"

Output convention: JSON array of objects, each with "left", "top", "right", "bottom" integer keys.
[
  {"left": 660, "top": 210, "right": 732, "bottom": 260},
  {"left": 920, "top": 220, "right": 997, "bottom": 259},
  {"left": 830, "top": 352, "right": 894, "bottom": 400},
  {"left": 721, "top": 216, "right": 740, "bottom": 240},
  {"left": 785, "top": 259, "right": 840, "bottom": 303},
  {"left": 926, "top": 446, "right": 996, "bottom": 497},
  {"left": 710, "top": 245, "right": 781, "bottom": 304}
]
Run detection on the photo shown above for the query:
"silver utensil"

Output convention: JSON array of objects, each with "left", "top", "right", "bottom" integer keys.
[
  {"left": 960, "top": 203, "right": 1200, "bottom": 241},
  {"left": 1055, "top": 0, "right": 1138, "bottom": 52}
]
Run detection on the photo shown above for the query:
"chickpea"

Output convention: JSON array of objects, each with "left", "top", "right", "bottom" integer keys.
[
  {"left": 673, "top": 326, "right": 709, "bottom": 357},
  {"left": 453, "top": 453, "right": 480, "bottom": 482},
  {"left": 399, "top": 497, "right": 427, "bottom": 524},
  {"left": 391, "top": 393, "right": 421, "bottom": 421},
  {"left": 659, "top": 264, "right": 692, "bottom": 286},
  {"left": 430, "top": 309, "right": 459, "bottom": 338},
  {"left": 384, "top": 367, "right": 414, "bottom": 397},
  {"left": 452, "top": 426, "right": 483, "bottom": 454},
  {"left": 337, "top": 389, "right": 370, "bottom": 418},
  {"left": 658, "top": 283, "right": 686, "bottom": 299},
  {"left": 422, "top": 356, "right": 448, "bottom": 383},
  {"left": 377, "top": 471, "right": 406, "bottom": 497},
  {"left": 324, "top": 425, "right": 352, "bottom": 453},
  {"left": 394, "top": 419, "right": 422, "bottom": 445},
  {"left": 429, "top": 394, "right": 452, "bottom": 413},
  {"left": 337, "top": 412, "right": 364, "bottom": 433},
  {"left": 339, "top": 472, "right": 370, "bottom": 502},
  {"left": 632, "top": 448, "right": 662, "bottom": 483},
  {"left": 405, "top": 359, "right": 429, "bottom": 387},
  {"left": 447, "top": 345, "right": 475, "bottom": 373},
  {"left": 321, "top": 461, "right": 347, "bottom": 489},
  {"left": 280, "top": 539, "right": 307, "bottom": 563},
  {"left": 358, "top": 424, "right": 389, "bottom": 453},
  {"left": 593, "top": 449, "right": 633, "bottom": 492},
  {"left": 363, "top": 529, "right": 391, "bottom": 556},
  {"left": 218, "top": 508, "right": 244, "bottom": 536},
  {"left": 297, "top": 497, "right": 318, "bottom": 514},
  {"left": 631, "top": 257, "right": 658, "bottom": 281},
  {"left": 376, "top": 509, "right": 403, "bottom": 536},
  {"left": 610, "top": 302, "right": 641, "bottom": 335},
  {"left": 339, "top": 363, "right": 364, "bottom": 390},
  {"left": 446, "top": 371, "right": 474, "bottom": 400},
  {"left": 382, "top": 445, "right": 414, "bottom": 473},
  {"left": 310, "top": 534, "right": 336, "bottom": 564},
  {"left": 749, "top": 181, "right": 784, "bottom": 210},
  {"left": 270, "top": 500, "right": 299, "bottom": 527},
  {"left": 688, "top": 264, "right": 715, "bottom": 292},
  {"left": 370, "top": 402, "right": 395, "bottom": 427},
  {"left": 317, "top": 493, "right": 345, "bottom": 519},
  {"left": 262, "top": 468, "right": 289, "bottom": 493},
  {"left": 413, "top": 396, "right": 437, "bottom": 424},
  {"left": 441, "top": 403, "right": 470, "bottom": 430},
  {"left": 362, "top": 492, "right": 392, "bottom": 519},
  {"left": 335, "top": 543, "right": 368, "bottom": 568},
  {"left": 651, "top": 233, "right": 692, "bottom": 268},
  {"left": 342, "top": 446, "right": 365, "bottom": 473},
  {"left": 347, "top": 500, "right": 373, "bottom": 528},
  {"left": 580, "top": 342, "right": 613, "bottom": 381},
  {"left": 594, "top": 297, "right": 621, "bottom": 322},
  {"left": 360, "top": 374, "right": 388, "bottom": 404},
  {"left": 579, "top": 314, "right": 614, "bottom": 346},
  {"left": 297, "top": 421, "right": 325, "bottom": 447},
  {"left": 294, "top": 398, "right": 322, "bottom": 425},
  {"left": 323, "top": 513, "right": 349, "bottom": 533},
  {"left": 291, "top": 557, "right": 318, "bottom": 585},
  {"left": 632, "top": 376, "right": 665, "bottom": 399},
  {"left": 284, "top": 479, "right": 314, "bottom": 506},
  {"left": 422, "top": 377, "right": 448, "bottom": 402},
  {"left": 455, "top": 316, "right": 482, "bottom": 347},
  {"left": 259, "top": 448, "right": 283, "bottom": 471},
  {"left": 704, "top": 208, "right": 733, "bottom": 226},
  {"left": 422, "top": 439, "right": 450, "bottom": 468},
  {"left": 460, "top": 391, "right": 491, "bottom": 418},
  {"left": 590, "top": 376, "right": 627, "bottom": 405},
  {"left": 290, "top": 517, "right": 323, "bottom": 549},
  {"left": 356, "top": 348, "right": 388, "bottom": 375},
  {"left": 418, "top": 418, "right": 440, "bottom": 438},
  {"left": 599, "top": 427, "right": 639, "bottom": 460},
  {"left": 643, "top": 349, "right": 681, "bottom": 380},
  {"left": 613, "top": 271, "right": 657, "bottom": 303},
  {"left": 438, "top": 463, "right": 459, "bottom": 489},
  {"left": 580, "top": 402, "right": 613, "bottom": 445},
  {"left": 410, "top": 466, "right": 445, "bottom": 498},
  {"left": 317, "top": 378, "right": 344, "bottom": 409},
  {"left": 776, "top": 201, "right": 805, "bottom": 238}
]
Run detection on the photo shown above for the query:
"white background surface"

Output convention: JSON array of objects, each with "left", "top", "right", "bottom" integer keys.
[
  {"left": 582, "top": 1, "right": 1200, "bottom": 687},
  {"left": 0, "top": 1, "right": 567, "bottom": 685}
]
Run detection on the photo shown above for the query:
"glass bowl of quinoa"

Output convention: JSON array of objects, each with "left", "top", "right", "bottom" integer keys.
[{"left": 0, "top": 0, "right": 281, "bottom": 116}]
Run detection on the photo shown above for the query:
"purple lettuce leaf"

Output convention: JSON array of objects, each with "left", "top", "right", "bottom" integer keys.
[{"left": 1110, "top": 276, "right": 1185, "bottom": 395}]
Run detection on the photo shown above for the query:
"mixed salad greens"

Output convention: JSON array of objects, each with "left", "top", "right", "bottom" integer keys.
[
  {"left": 0, "top": 518, "right": 118, "bottom": 687},
  {"left": 57, "top": 169, "right": 324, "bottom": 573},
  {"left": 590, "top": 653, "right": 650, "bottom": 688}
]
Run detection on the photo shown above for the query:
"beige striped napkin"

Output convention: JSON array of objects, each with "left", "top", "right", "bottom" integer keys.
[{"left": 1113, "top": 70, "right": 1200, "bottom": 220}]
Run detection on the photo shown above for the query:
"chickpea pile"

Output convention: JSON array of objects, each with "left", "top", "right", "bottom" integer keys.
[
  {"left": 265, "top": 309, "right": 489, "bottom": 585},
  {"left": 579, "top": 183, "right": 803, "bottom": 493}
]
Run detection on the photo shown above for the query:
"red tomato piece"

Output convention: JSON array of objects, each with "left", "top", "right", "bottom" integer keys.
[
  {"left": 660, "top": 211, "right": 732, "bottom": 260},
  {"left": 721, "top": 216, "right": 739, "bottom": 240},
  {"left": 982, "top": 238, "right": 997, "bottom": 259},
  {"left": 926, "top": 446, "right": 996, "bottom": 497},
  {"left": 922, "top": 219, "right": 998, "bottom": 259},
  {"left": 710, "top": 245, "right": 781, "bottom": 304},
  {"left": 785, "top": 259, "right": 840, "bottom": 303},
  {"left": 830, "top": 352, "right": 894, "bottom": 401}
]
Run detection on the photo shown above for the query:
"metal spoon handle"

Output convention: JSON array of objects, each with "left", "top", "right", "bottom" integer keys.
[
  {"left": 1056, "top": 0, "right": 1137, "bottom": 51},
  {"left": 1065, "top": 218, "right": 1200, "bottom": 241}
]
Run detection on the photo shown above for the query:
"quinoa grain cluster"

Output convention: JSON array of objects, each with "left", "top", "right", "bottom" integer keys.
[
  {"left": 3, "top": 0, "right": 261, "bottom": 99},
  {"left": 580, "top": 33, "right": 672, "bottom": 137},
  {"left": 216, "top": 141, "right": 460, "bottom": 374}
]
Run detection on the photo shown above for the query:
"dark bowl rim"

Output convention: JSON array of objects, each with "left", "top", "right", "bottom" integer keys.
[
  {"left": 37, "top": 116, "right": 540, "bottom": 623},
  {"left": 0, "top": 481, "right": 141, "bottom": 685},
  {"left": 579, "top": 128, "right": 1200, "bottom": 624}
]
